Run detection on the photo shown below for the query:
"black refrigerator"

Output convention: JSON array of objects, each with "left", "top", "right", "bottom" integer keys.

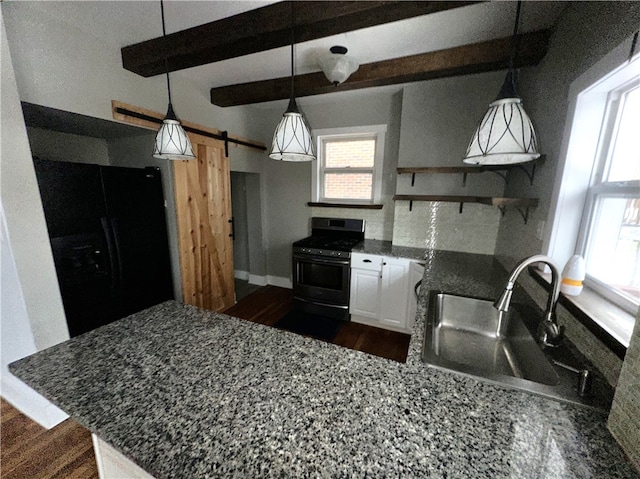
[{"left": 33, "top": 158, "right": 174, "bottom": 337}]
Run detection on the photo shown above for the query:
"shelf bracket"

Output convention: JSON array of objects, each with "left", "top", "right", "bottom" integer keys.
[
  {"left": 462, "top": 172, "right": 468, "bottom": 187},
  {"left": 459, "top": 202, "right": 464, "bottom": 214},
  {"left": 411, "top": 173, "right": 416, "bottom": 187},
  {"left": 516, "top": 207, "right": 531, "bottom": 224},
  {"left": 498, "top": 206, "right": 507, "bottom": 217},
  {"left": 489, "top": 170, "right": 509, "bottom": 185},
  {"left": 513, "top": 163, "right": 537, "bottom": 186}
]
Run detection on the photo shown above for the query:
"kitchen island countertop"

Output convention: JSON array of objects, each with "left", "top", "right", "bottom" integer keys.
[{"left": 9, "top": 250, "right": 638, "bottom": 478}]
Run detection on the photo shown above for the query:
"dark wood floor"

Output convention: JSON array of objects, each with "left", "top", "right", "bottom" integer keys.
[
  {"left": 0, "top": 399, "right": 98, "bottom": 479},
  {"left": 225, "top": 285, "right": 412, "bottom": 363},
  {"left": 1, "top": 285, "right": 410, "bottom": 478}
]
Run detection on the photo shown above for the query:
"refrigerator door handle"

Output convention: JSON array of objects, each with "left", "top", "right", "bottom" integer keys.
[
  {"left": 101, "top": 217, "right": 124, "bottom": 289},
  {"left": 101, "top": 217, "right": 118, "bottom": 290},
  {"left": 109, "top": 217, "right": 124, "bottom": 287}
]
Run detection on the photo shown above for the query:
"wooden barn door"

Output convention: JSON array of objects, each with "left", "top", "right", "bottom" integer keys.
[{"left": 173, "top": 136, "right": 235, "bottom": 311}]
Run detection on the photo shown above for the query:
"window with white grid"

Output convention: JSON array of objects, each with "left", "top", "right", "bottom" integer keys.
[{"left": 313, "top": 125, "right": 386, "bottom": 204}]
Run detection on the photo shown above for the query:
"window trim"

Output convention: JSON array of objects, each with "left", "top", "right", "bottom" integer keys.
[
  {"left": 574, "top": 77, "right": 640, "bottom": 314},
  {"left": 543, "top": 35, "right": 639, "bottom": 347},
  {"left": 311, "top": 125, "right": 387, "bottom": 205}
]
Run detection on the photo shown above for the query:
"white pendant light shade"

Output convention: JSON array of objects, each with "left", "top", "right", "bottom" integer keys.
[
  {"left": 319, "top": 46, "right": 359, "bottom": 85},
  {"left": 462, "top": 96, "right": 540, "bottom": 165},
  {"left": 269, "top": 105, "right": 316, "bottom": 162},
  {"left": 269, "top": 5, "right": 316, "bottom": 163},
  {"left": 154, "top": 1, "right": 195, "bottom": 161},
  {"left": 463, "top": 1, "right": 541, "bottom": 166},
  {"left": 153, "top": 117, "right": 195, "bottom": 161}
]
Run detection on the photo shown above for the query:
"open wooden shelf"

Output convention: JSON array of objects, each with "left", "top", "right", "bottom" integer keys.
[
  {"left": 397, "top": 156, "right": 545, "bottom": 186},
  {"left": 392, "top": 195, "right": 539, "bottom": 223},
  {"left": 307, "top": 202, "right": 383, "bottom": 209}
]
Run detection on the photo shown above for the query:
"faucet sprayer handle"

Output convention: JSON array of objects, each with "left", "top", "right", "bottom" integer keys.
[{"left": 538, "top": 319, "right": 564, "bottom": 348}]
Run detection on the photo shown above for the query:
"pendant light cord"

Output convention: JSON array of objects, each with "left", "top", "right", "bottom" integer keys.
[
  {"left": 509, "top": 0, "right": 522, "bottom": 73},
  {"left": 160, "top": 0, "right": 172, "bottom": 107},
  {"left": 289, "top": 1, "right": 295, "bottom": 102}
]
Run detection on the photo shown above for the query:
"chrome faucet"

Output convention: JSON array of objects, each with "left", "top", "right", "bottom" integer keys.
[{"left": 494, "top": 254, "right": 564, "bottom": 347}]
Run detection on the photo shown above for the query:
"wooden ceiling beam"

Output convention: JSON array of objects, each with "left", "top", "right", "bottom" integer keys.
[
  {"left": 122, "top": 1, "right": 481, "bottom": 77},
  {"left": 210, "top": 29, "right": 551, "bottom": 107}
]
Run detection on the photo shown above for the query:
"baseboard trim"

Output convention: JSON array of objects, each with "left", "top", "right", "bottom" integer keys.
[
  {"left": 267, "top": 275, "right": 292, "bottom": 289},
  {"left": 248, "top": 274, "right": 267, "bottom": 286},
  {"left": 234, "top": 270, "right": 250, "bottom": 281}
]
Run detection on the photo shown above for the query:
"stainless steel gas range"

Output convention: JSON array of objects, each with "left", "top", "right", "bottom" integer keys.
[{"left": 292, "top": 217, "right": 365, "bottom": 321}]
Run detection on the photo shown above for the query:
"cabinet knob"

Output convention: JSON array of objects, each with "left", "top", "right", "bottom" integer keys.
[{"left": 363, "top": 259, "right": 372, "bottom": 263}]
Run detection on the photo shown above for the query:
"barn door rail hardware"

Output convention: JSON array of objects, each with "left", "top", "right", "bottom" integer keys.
[{"left": 113, "top": 103, "right": 266, "bottom": 157}]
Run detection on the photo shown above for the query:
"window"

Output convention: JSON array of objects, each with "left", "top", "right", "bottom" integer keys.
[
  {"left": 579, "top": 81, "right": 640, "bottom": 312},
  {"left": 546, "top": 38, "right": 639, "bottom": 346},
  {"left": 312, "top": 125, "right": 386, "bottom": 204}
]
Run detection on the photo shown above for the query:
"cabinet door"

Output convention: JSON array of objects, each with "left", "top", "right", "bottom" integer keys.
[
  {"left": 350, "top": 268, "right": 381, "bottom": 319},
  {"left": 174, "top": 138, "right": 235, "bottom": 311},
  {"left": 379, "top": 257, "right": 411, "bottom": 329}
]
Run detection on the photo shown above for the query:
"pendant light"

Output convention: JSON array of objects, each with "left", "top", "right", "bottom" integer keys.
[
  {"left": 462, "top": 0, "right": 540, "bottom": 165},
  {"left": 269, "top": 3, "right": 316, "bottom": 162},
  {"left": 153, "top": 0, "right": 195, "bottom": 160}
]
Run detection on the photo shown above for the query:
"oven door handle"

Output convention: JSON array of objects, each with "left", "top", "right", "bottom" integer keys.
[{"left": 293, "top": 254, "right": 350, "bottom": 266}]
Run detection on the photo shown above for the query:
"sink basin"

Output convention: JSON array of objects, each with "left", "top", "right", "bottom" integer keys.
[
  {"left": 421, "top": 291, "right": 613, "bottom": 408},
  {"left": 423, "top": 292, "right": 560, "bottom": 386}
]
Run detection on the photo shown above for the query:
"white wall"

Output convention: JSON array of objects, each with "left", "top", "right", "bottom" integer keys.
[
  {"left": 2, "top": 1, "right": 267, "bottom": 148},
  {"left": 0, "top": 7, "right": 69, "bottom": 427}
]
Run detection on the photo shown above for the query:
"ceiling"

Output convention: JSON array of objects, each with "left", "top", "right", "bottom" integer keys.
[{"left": 22, "top": 1, "right": 566, "bottom": 106}]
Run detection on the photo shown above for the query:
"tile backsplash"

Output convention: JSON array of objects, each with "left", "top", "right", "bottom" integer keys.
[{"left": 392, "top": 201, "right": 501, "bottom": 255}]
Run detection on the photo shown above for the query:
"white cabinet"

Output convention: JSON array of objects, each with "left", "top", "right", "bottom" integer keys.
[
  {"left": 349, "top": 253, "right": 415, "bottom": 332},
  {"left": 350, "top": 267, "right": 381, "bottom": 319}
]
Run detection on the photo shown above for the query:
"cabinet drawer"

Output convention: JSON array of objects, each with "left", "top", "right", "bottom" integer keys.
[{"left": 351, "top": 252, "right": 383, "bottom": 271}]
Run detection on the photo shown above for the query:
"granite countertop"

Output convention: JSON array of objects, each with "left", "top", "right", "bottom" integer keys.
[
  {"left": 352, "top": 239, "right": 427, "bottom": 260},
  {"left": 9, "top": 250, "right": 639, "bottom": 479}
]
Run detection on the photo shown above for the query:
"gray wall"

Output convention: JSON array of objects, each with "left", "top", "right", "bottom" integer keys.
[
  {"left": 392, "top": 71, "right": 509, "bottom": 254},
  {"left": 230, "top": 171, "right": 267, "bottom": 280},
  {"left": 259, "top": 88, "right": 404, "bottom": 279},
  {"left": 491, "top": 1, "right": 640, "bottom": 468},
  {"left": 230, "top": 172, "right": 250, "bottom": 273},
  {"left": 496, "top": 1, "right": 640, "bottom": 262},
  {"left": 27, "top": 127, "right": 110, "bottom": 165},
  {"left": 245, "top": 173, "right": 266, "bottom": 277}
]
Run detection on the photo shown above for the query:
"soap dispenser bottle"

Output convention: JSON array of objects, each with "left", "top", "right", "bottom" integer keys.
[{"left": 561, "top": 255, "right": 585, "bottom": 296}]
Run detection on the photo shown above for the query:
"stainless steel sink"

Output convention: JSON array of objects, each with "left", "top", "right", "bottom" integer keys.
[{"left": 421, "top": 291, "right": 609, "bottom": 409}]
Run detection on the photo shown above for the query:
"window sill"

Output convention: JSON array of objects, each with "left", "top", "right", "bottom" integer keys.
[
  {"left": 307, "top": 202, "right": 383, "bottom": 210},
  {"left": 529, "top": 266, "right": 635, "bottom": 359}
]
